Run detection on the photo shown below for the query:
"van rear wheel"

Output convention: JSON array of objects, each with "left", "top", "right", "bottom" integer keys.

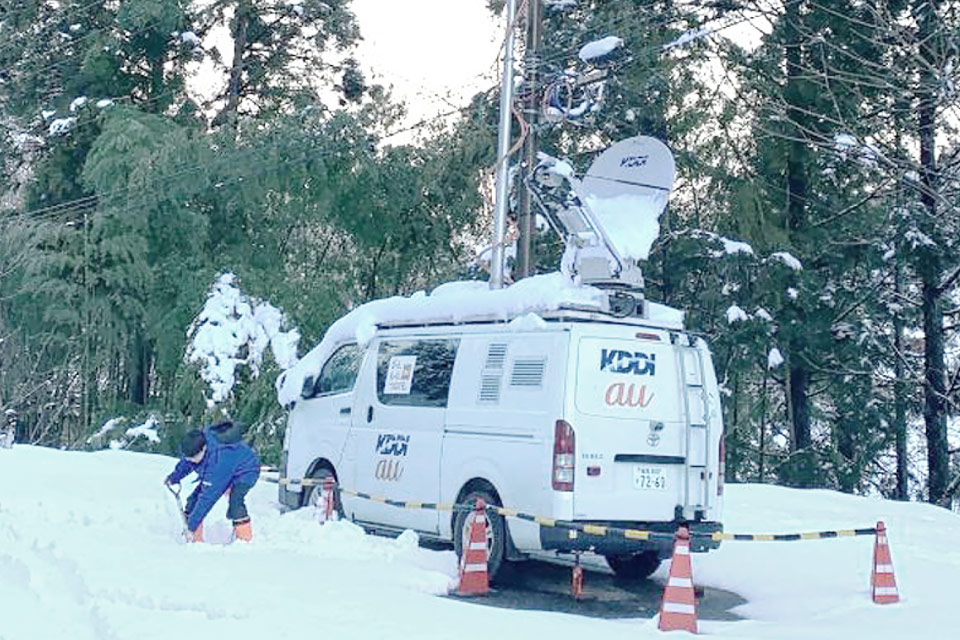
[
  {"left": 605, "top": 551, "right": 661, "bottom": 580},
  {"left": 453, "top": 489, "right": 505, "bottom": 581}
]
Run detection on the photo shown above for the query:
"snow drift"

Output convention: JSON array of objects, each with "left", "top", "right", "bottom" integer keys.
[{"left": 1, "top": 445, "right": 958, "bottom": 639}]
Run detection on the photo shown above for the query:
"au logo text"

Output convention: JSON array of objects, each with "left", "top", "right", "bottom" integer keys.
[
  {"left": 375, "top": 458, "right": 404, "bottom": 481},
  {"left": 605, "top": 382, "right": 654, "bottom": 408}
]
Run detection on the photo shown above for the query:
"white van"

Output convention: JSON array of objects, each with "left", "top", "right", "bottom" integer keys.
[{"left": 278, "top": 300, "right": 724, "bottom": 580}]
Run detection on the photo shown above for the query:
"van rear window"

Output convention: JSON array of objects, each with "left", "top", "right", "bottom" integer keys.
[{"left": 377, "top": 338, "right": 459, "bottom": 408}]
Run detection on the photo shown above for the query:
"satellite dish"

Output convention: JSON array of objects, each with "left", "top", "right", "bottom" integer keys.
[
  {"left": 582, "top": 135, "right": 676, "bottom": 199},
  {"left": 577, "top": 136, "right": 676, "bottom": 261}
]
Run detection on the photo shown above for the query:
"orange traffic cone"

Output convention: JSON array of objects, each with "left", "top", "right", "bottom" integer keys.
[
  {"left": 871, "top": 520, "right": 899, "bottom": 604},
  {"left": 456, "top": 498, "right": 490, "bottom": 596},
  {"left": 571, "top": 555, "right": 584, "bottom": 599},
  {"left": 658, "top": 525, "right": 698, "bottom": 634},
  {"left": 316, "top": 477, "right": 336, "bottom": 524}
]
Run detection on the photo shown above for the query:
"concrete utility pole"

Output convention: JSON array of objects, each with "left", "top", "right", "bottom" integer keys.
[
  {"left": 516, "top": 0, "right": 542, "bottom": 280},
  {"left": 490, "top": 0, "right": 519, "bottom": 290}
]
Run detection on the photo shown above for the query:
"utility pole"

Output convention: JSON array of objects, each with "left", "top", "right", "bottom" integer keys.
[
  {"left": 516, "top": 0, "right": 542, "bottom": 280},
  {"left": 82, "top": 209, "right": 90, "bottom": 444},
  {"left": 490, "top": 0, "right": 519, "bottom": 289}
]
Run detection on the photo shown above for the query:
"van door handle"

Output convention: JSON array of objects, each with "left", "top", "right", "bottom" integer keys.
[
  {"left": 339, "top": 407, "right": 351, "bottom": 415},
  {"left": 367, "top": 406, "right": 374, "bottom": 423}
]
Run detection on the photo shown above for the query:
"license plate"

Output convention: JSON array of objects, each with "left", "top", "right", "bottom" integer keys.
[{"left": 633, "top": 465, "right": 667, "bottom": 490}]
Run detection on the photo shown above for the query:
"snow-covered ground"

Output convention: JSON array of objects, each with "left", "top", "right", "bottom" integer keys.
[{"left": 1, "top": 445, "right": 958, "bottom": 640}]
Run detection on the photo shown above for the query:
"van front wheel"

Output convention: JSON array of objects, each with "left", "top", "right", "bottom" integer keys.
[
  {"left": 453, "top": 490, "right": 506, "bottom": 581},
  {"left": 302, "top": 468, "right": 343, "bottom": 519},
  {"left": 605, "top": 551, "right": 661, "bottom": 580}
]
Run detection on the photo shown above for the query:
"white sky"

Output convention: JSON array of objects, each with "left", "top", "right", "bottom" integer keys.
[{"left": 351, "top": 0, "right": 502, "bottom": 124}]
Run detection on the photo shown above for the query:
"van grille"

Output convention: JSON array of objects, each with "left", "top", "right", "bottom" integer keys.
[{"left": 510, "top": 358, "right": 546, "bottom": 387}]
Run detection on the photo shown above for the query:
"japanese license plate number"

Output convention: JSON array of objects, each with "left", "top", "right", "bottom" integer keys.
[{"left": 633, "top": 465, "right": 667, "bottom": 490}]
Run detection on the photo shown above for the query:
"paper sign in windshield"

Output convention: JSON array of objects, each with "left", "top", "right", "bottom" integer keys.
[{"left": 384, "top": 355, "right": 417, "bottom": 394}]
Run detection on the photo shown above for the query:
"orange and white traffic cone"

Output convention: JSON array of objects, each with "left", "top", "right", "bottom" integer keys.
[
  {"left": 871, "top": 520, "right": 899, "bottom": 605},
  {"left": 316, "top": 477, "right": 336, "bottom": 524},
  {"left": 658, "top": 526, "right": 698, "bottom": 634},
  {"left": 456, "top": 498, "right": 490, "bottom": 596}
]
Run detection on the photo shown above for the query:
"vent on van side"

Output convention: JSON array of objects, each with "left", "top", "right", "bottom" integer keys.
[
  {"left": 485, "top": 343, "right": 508, "bottom": 370},
  {"left": 478, "top": 343, "right": 508, "bottom": 404},
  {"left": 479, "top": 375, "right": 501, "bottom": 403},
  {"left": 510, "top": 358, "right": 546, "bottom": 387}
]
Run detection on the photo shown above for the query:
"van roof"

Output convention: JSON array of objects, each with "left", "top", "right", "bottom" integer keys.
[
  {"left": 374, "top": 305, "right": 683, "bottom": 332},
  {"left": 276, "top": 273, "right": 684, "bottom": 407}
]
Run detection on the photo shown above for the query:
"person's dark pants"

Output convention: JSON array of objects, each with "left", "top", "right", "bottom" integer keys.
[
  {"left": 227, "top": 482, "right": 254, "bottom": 523},
  {"left": 184, "top": 481, "right": 255, "bottom": 524}
]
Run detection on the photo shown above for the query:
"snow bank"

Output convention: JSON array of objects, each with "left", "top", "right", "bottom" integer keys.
[
  {"left": 276, "top": 272, "right": 607, "bottom": 407},
  {"left": 1, "top": 445, "right": 958, "bottom": 640}
]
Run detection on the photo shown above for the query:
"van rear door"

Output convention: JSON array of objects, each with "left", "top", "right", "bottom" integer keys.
[{"left": 570, "top": 331, "right": 711, "bottom": 522}]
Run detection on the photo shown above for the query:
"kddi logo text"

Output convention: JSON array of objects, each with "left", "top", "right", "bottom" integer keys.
[
  {"left": 620, "top": 154, "right": 648, "bottom": 168},
  {"left": 376, "top": 433, "right": 409, "bottom": 456},
  {"left": 375, "top": 458, "right": 403, "bottom": 481},
  {"left": 600, "top": 349, "right": 656, "bottom": 376}
]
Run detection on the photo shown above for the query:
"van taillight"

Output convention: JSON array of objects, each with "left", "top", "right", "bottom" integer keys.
[
  {"left": 552, "top": 420, "right": 575, "bottom": 491},
  {"left": 718, "top": 435, "right": 726, "bottom": 496}
]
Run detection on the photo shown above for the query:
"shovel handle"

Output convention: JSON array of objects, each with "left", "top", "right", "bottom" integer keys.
[{"left": 166, "top": 482, "right": 190, "bottom": 532}]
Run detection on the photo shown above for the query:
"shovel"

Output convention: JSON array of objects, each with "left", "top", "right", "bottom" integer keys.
[{"left": 165, "top": 483, "right": 193, "bottom": 542}]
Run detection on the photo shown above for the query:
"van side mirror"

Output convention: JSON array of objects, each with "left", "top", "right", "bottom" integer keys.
[{"left": 301, "top": 375, "right": 316, "bottom": 399}]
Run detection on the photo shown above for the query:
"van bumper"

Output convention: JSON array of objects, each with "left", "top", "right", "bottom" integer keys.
[{"left": 539, "top": 520, "right": 723, "bottom": 556}]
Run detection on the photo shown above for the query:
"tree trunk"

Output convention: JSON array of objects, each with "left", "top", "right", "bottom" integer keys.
[
  {"left": 781, "top": 0, "right": 813, "bottom": 486},
  {"left": 892, "top": 265, "right": 909, "bottom": 500},
  {"left": 916, "top": 0, "right": 949, "bottom": 504},
  {"left": 217, "top": 0, "right": 250, "bottom": 127},
  {"left": 789, "top": 364, "right": 811, "bottom": 453},
  {"left": 127, "top": 331, "right": 150, "bottom": 405}
]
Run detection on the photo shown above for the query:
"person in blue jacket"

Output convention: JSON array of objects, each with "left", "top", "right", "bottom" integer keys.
[{"left": 165, "top": 421, "right": 260, "bottom": 542}]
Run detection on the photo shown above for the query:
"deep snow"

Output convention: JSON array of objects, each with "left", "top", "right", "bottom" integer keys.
[{"left": 1, "top": 445, "right": 958, "bottom": 640}]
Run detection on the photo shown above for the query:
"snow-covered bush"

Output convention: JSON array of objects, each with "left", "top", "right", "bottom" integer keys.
[{"left": 187, "top": 272, "right": 300, "bottom": 407}]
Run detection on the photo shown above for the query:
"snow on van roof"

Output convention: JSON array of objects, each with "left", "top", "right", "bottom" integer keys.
[
  {"left": 279, "top": 272, "right": 660, "bottom": 407},
  {"left": 277, "top": 272, "right": 605, "bottom": 406},
  {"left": 276, "top": 272, "right": 685, "bottom": 407}
]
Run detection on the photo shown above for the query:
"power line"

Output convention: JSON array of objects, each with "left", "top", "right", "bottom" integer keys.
[
  {"left": 536, "top": 0, "right": 802, "bottom": 70},
  {"left": 0, "top": 0, "right": 107, "bottom": 26},
  {"left": 2, "top": 97, "right": 495, "bottom": 227}
]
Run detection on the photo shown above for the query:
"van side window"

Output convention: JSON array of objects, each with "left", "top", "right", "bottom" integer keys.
[
  {"left": 314, "top": 344, "right": 364, "bottom": 396},
  {"left": 377, "top": 338, "right": 459, "bottom": 407}
]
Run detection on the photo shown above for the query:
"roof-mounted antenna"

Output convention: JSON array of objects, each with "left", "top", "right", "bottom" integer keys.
[{"left": 531, "top": 136, "right": 676, "bottom": 315}]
